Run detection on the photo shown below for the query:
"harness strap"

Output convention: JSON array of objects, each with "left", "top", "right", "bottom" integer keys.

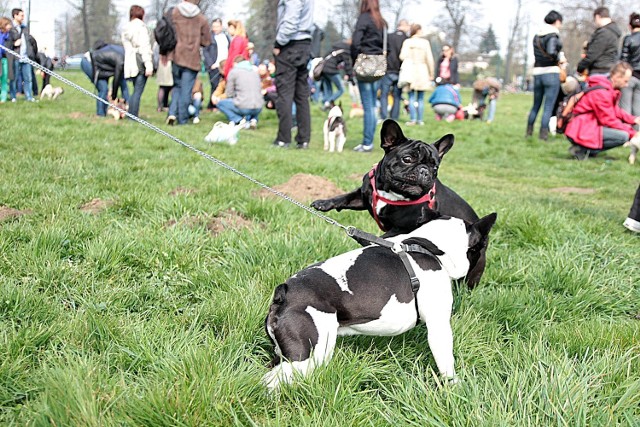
[{"left": 347, "top": 227, "right": 441, "bottom": 325}]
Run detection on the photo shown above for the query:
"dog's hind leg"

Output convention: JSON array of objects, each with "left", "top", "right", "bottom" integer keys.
[{"left": 263, "top": 304, "right": 338, "bottom": 390}]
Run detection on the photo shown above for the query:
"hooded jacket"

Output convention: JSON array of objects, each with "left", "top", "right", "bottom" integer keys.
[
  {"left": 169, "top": 2, "right": 210, "bottom": 71},
  {"left": 577, "top": 22, "right": 622, "bottom": 75},
  {"left": 532, "top": 23, "right": 562, "bottom": 72},
  {"left": 565, "top": 74, "right": 636, "bottom": 150},
  {"left": 429, "top": 83, "right": 461, "bottom": 107}
]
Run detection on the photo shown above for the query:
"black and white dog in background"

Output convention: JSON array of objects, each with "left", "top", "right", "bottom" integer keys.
[
  {"left": 323, "top": 104, "right": 347, "bottom": 153},
  {"left": 263, "top": 211, "right": 497, "bottom": 390}
]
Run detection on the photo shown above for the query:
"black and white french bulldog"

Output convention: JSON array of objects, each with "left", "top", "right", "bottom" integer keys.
[
  {"left": 311, "top": 119, "right": 486, "bottom": 287},
  {"left": 263, "top": 212, "right": 497, "bottom": 391},
  {"left": 323, "top": 104, "right": 347, "bottom": 153}
]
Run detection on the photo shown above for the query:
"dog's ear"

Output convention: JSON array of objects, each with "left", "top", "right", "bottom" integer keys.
[
  {"left": 467, "top": 212, "right": 497, "bottom": 249},
  {"left": 380, "top": 119, "right": 407, "bottom": 152},
  {"left": 433, "top": 134, "right": 455, "bottom": 159}
]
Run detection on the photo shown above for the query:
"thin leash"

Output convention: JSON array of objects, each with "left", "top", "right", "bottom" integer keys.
[
  {"left": 0, "top": 44, "right": 349, "bottom": 232},
  {"left": 1, "top": 45, "right": 435, "bottom": 320}
]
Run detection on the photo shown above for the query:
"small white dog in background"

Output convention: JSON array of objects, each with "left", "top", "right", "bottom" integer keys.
[
  {"left": 40, "top": 84, "right": 64, "bottom": 100},
  {"left": 323, "top": 104, "right": 347, "bottom": 152}
]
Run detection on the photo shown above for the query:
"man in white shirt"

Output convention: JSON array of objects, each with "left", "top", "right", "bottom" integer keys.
[{"left": 203, "top": 18, "right": 229, "bottom": 109}]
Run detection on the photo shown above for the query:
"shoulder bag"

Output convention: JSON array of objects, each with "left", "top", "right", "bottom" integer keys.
[{"left": 354, "top": 26, "right": 387, "bottom": 82}]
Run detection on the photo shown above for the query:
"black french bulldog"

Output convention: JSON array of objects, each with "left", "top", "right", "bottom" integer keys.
[{"left": 311, "top": 119, "right": 488, "bottom": 287}]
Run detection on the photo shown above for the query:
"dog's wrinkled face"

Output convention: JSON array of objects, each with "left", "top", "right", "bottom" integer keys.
[{"left": 377, "top": 120, "right": 454, "bottom": 198}]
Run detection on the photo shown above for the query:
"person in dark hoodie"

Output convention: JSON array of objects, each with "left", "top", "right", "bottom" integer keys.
[
  {"left": 319, "top": 39, "right": 353, "bottom": 110},
  {"left": 577, "top": 7, "right": 621, "bottom": 77},
  {"left": 526, "top": 10, "right": 564, "bottom": 141},
  {"left": 379, "top": 19, "right": 408, "bottom": 121},
  {"left": 80, "top": 40, "right": 129, "bottom": 117}
]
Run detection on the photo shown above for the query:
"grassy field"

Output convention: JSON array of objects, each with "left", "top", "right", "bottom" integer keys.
[{"left": 1, "top": 70, "right": 639, "bottom": 426}]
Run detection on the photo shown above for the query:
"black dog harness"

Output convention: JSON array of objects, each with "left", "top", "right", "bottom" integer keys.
[
  {"left": 368, "top": 165, "right": 437, "bottom": 232},
  {"left": 348, "top": 227, "right": 441, "bottom": 325}
]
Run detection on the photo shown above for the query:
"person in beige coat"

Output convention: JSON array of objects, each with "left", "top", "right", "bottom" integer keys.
[
  {"left": 399, "top": 24, "right": 434, "bottom": 125},
  {"left": 122, "top": 5, "right": 154, "bottom": 117}
]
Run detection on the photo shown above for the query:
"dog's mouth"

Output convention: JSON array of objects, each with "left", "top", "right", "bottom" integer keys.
[{"left": 392, "top": 174, "right": 434, "bottom": 198}]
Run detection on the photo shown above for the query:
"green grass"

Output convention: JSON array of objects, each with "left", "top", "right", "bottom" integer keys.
[{"left": 0, "top": 71, "right": 639, "bottom": 426}]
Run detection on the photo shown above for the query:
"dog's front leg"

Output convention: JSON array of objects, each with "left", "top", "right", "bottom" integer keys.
[
  {"left": 311, "top": 188, "right": 366, "bottom": 212},
  {"left": 422, "top": 292, "right": 457, "bottom": 383}
]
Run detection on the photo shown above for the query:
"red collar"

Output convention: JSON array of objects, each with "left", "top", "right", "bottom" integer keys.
[{"left": 368, "top": 165, "right": 437, "bottom": 231}]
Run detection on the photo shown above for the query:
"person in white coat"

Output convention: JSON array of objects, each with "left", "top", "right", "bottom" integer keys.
[
  {"left": 122, "top": 5, "right": 154, "bottom": 118},
  {"left": 399, "top": 24, "right": 434, "bottom": 125}
]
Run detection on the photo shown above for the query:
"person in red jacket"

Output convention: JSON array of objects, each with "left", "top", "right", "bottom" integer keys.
[
  {"left": 566, "top": 61, "right": 640, "bottom": 159},
  {"left": 223, "top": 20, "right": 249, "bottom": 79}
]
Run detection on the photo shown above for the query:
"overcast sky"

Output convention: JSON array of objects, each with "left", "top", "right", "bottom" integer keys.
[{"left": 23, "top": 0, "right": 552, "bottom": 55}]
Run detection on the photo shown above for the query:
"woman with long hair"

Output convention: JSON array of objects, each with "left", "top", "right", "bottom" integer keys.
[
  {"left": 620, "top": 12, "right": 640, "bottom": 125},
  {"left": 223, "top": 19, "right": 249, "bottom": 78},
  {"left": 122, "top": 5, "right": 154, "bottom": 117},
  {"left": 351, "top": 0, "right": 386, "bottom": 152},
  {"left": 435, "top": 44, "right": 458, "bottom": 85},
  {"left": 399, "top": 24, "right": 435, "bottom": 126}
]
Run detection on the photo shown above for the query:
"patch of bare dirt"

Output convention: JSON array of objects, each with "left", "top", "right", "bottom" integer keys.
[
  {"left": 164, "top": 209, "right": 254, "bottom": 236},
  {"left": 0, "top": 206, "right": 31, "bottom": 222},
  {"left": 169, "top": 187, "right": 197, "bottom": 196},
  {"left": 550, "top": 187, "right": 596, "bottom": 195},
  {"left": 256, "top": 174, "right": 344, "bottom": 202},
  {"left": 68, "top": 112, "right": 86, "bottom": 119},
  {"left": 79, "top": 198, "right": 115, "bottom": 214}
]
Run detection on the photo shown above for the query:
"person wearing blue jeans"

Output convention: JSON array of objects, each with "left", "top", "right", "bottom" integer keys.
[
  {"left": 168, "top": 64, "right": 198, "bottom": 125},
  {"left": 80, "top": 45, "right": 130, "bottom": 117},
  {"left": 379, "top": 72, "right": 402, "bottom": 120},
  {"left": 321, "top": 73, "right": 345, "bottom": 106},
  {"left": 355, "top": 80, "right": 379, "bottom": 151},
  {"left": 217, "top": 98, "right": 261, "bottom": 124},
  {"left": 526, "top": 10, "right": 564, "bottom": 140},
  {"left": 11, "top": 60, "right": 33, "bottom": 101},
  {"left": 407, "top": 89, "right": 425, "bottom": 125}
]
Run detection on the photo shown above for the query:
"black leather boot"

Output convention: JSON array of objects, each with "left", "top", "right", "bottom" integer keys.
[{"left": 526, "top": 125, "right": 533, "bottom": 137}]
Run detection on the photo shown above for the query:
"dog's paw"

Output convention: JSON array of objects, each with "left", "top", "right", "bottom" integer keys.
[{"left": 310, "top": 199, "right": 333, "bottom": 211}]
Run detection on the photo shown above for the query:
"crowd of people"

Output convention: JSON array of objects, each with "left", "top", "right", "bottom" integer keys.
[{"left": 2, "top": 2, "right": 639, "bottom": 230}]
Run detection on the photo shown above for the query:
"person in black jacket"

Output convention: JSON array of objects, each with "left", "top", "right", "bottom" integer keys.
[
  {"left": 620, "top": 12, "right": 640, "bottom": 122},
  {"left": 320, "top": 40, "right": 352, "bottom": 109},
  {"left": 80, "top": 40, "right": 130, "bottom": 117},
  {"left": 577, "top": 7, "right": 622, "bottom": 76},
  {"left": 526, "top": 10, "right": 564, "bottom": 141},
  {"left": 379, "top": 19, "right": 408, "bottom": 121},
  {"left": 351, "top": 0, "right": 385, "bottom": 152}
]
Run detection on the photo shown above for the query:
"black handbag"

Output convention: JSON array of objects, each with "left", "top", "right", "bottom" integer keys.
[
  {"left": 354, "top": 26, "right": 387, "bottom": 82},
  {"left": 313, "top": 49, "right": 345, "bottom": 81}
]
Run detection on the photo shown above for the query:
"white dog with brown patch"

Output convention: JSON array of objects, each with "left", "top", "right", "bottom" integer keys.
[{"left": 323, "top": 104, "right": 347, "bottom": 152}]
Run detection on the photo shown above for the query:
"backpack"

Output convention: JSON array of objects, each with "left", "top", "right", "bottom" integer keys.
[
  {"left": 556, "top": 85, "right": 605, "bottom": 134},
  {"left": 154, "top": 8, "right": 177, "bottom": 55}
]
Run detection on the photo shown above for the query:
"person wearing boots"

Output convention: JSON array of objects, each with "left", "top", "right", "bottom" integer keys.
[{"left": 526, "top": 10, "right": 565, "bottom": 141}]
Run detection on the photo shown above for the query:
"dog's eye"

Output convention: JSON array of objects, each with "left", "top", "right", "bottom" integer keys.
[{"left": 402, "top": 156, "right": 413, "bottom": 163}]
